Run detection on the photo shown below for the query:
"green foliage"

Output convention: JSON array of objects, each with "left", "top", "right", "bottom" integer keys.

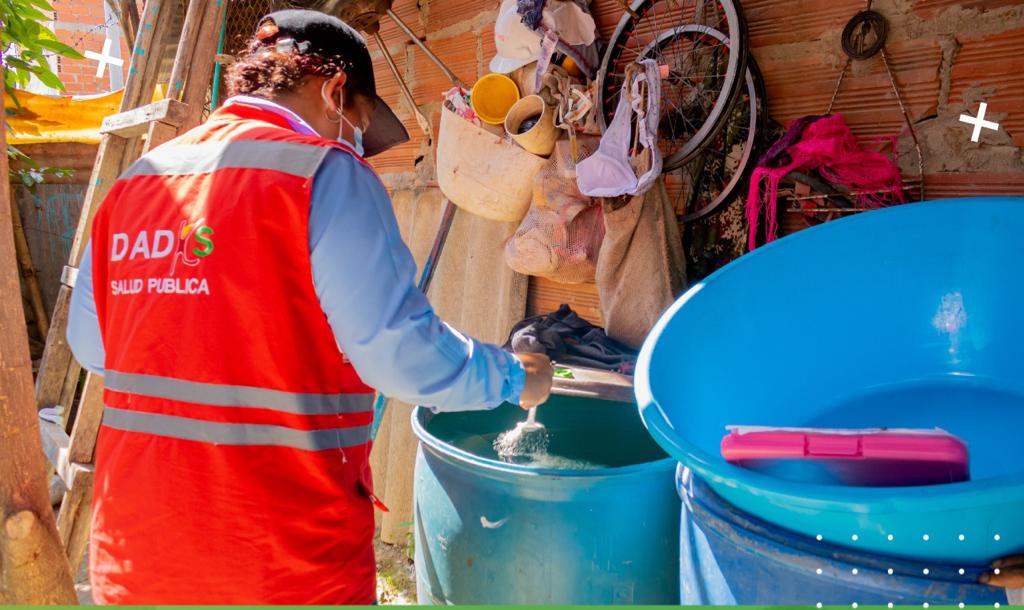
[
  {"left": 7, "top": 143, "right": 73, "bottom": 189},
  {"left": 2, "top": 0, "right": 80, "bottom": 182},
  {"left": 397, "top": 520, "right": 416, "bottom": 560},
  {"left": 2, "top": 0, "right": 83, "bottom": 101}
]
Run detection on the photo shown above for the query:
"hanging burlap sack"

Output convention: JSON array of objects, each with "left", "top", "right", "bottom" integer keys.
[
  {"left": 596, "top": 176, "right": 686, "bottom": 348},
  {"left": 504, "top": 137, "right": 604, "bottom": 283}
]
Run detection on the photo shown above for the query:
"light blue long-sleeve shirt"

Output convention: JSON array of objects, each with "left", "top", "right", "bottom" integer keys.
[{"left": 67, "top": 97, "right": 525, "bottom": 411}]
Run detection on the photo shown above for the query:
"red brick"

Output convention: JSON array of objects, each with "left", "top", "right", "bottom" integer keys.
[
  {"left": 371, "top": 45, "right": 411, "bottom": 111},
  {"left": 479, "top": 22, "right": 496, "bottom": 77},
  {"left": 757, "top": 37, "right": 941, "bottom": 139},
  {"left": 370, "top": 113, "right": 429, "bottom": 175},
  {"left": 425, "top": 0, "right": 492, "bottom": 33},
  {"left": 296, "top": 0, "right": 1024, "bottom": 197},
  {"left": 373, "top": 0, "right": 425, "bottom": 51},
  {"left": 592, "top": 1, "right": 626, "bottom": 39},
  {"left": 949, "top": 26, "right": 1024, "bottom": 147},
  {"left": 913, "top": 0, "right": 1022, "bottom": 18},
  {"left": 924, "top": 172, "right": 1024, "bottom": 199},
  {"left": 746, "top": 0, "right": 864, "bottom": 47},
  {"left": 411, "top": 31, "right": 479, "bottom": 100}
]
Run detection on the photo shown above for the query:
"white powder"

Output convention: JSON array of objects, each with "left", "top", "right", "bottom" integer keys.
[{"left": 492, "top": 411, "right": 604, "bottom": 470}]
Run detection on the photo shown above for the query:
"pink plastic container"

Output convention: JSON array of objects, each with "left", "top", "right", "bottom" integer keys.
[{"left": 720, "top": 426, "right": 969, "bottom": 487}]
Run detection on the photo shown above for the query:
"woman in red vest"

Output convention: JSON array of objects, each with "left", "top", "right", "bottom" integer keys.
[{"left": 67, "top": 9, "right": 552, "bottom": 604}]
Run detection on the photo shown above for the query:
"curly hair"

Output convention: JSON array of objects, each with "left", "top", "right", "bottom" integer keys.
[{"left": 226, "top": 21, "right": 355, "bottom": 97}]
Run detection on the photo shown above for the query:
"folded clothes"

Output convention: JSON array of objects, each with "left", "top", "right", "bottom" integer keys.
[{"left": 504, "top": 304, "right": 637, "bottom": 373}]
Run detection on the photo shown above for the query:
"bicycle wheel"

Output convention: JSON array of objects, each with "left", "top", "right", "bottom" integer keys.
[
  {"left": 597, "top": 0, "right": 748, "bottom": 170},
  {"left": 667, "top": 34, "right": 765, "bottom": 222}
]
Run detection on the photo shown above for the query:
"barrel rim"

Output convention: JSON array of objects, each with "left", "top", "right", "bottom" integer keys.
[
  {"left": 636, "top": 197, "right": 1024, "bottom": 507},
  {"left": 411, "top": 406, "right": 678, "bottom": 480}
]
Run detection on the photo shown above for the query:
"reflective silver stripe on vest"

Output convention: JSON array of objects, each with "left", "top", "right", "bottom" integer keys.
[
  {"left": 105, "top": 370, "right": 373, "bottom": 415},
  {"left": 119, "top": 139, "right": 330, "bottom": 179},
  {"left": 103, "top": 407, "right": 370, "bottom": 450}
]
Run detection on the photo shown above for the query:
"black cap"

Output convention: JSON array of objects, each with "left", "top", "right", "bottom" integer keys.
[{"left": 259, "top": 9, "right": 409, "bottom": 158}]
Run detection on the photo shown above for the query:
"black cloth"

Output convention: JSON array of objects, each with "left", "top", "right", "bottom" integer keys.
[{"left": 505, "top": 304, "right": 638, "bottom": 373}]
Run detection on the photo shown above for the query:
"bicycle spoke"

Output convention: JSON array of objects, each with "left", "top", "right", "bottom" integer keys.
[{"left": 599, "top": 0, "right": 746, "bottom": 168}]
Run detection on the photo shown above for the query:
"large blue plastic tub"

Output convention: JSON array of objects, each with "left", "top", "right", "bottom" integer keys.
[
  {"left": 677, "top": 466, "right": 1007, "bottom": 605},
  {"left": 412, "top": 396, "right": 679, "bottom": 604},
  {"left": 637, "top": 198, "right": 1024, "bottom": 564}
]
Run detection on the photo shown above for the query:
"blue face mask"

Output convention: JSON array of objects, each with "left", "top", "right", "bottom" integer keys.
[
  {"left": 322, "top": 81, "right": 365, "bottom": 157},
  {"left": 340, "top": 116, "right": 365, "bottom": 157}
]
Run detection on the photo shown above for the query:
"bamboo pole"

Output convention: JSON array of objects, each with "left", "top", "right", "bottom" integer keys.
[{"left": 9, "top": 198, "right": 49, "bottom": 338}]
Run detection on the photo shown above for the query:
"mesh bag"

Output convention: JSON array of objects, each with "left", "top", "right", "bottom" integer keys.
[{"left": 504, "top": 137, "right": 604, "bottom": 284}]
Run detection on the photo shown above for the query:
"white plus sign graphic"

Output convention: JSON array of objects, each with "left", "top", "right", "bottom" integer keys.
[
  {"left": 959, "top": 102, "right": 1000, "bottom": 143},
  {"left": 84, "top": 38, "right": 124, "bottom": 78}
]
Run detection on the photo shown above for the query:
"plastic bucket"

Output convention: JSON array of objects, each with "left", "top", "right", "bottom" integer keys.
[
  {"left": 636, "top": 197, "right": 1024, "bottom": 564},
  {"left": 677, "top": 466, "right": 1007, "bottom": 605},
  {"left": 436, "top": 104, "right": 547, "bottom": 222},
  {"left": 504, "top": 95, "right": 561, "bottom": 156},
  {"left": 412, "top": 396, "right": 680, "bottom": 604},
  {"left": 470, "top": 73, "right": 520, "bottom": 125}
]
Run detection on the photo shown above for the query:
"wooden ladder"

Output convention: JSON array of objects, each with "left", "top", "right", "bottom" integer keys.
[{"left": 36, "top": 0, "right": 228, "bottom": 574}]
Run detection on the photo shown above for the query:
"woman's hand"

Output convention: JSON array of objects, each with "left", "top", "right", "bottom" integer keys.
[
  {"left": 516, "top": 352, "right": 554, "bottom": 409},
  {"left": 981, "top": 555, "right": 1024, "bottom": 588}
]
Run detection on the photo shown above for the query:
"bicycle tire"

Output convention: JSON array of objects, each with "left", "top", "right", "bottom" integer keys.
[
  {"left": 596, "top": 0, "right": 749, "bottom": 170},
  {"left": 678, "top": 51, "right": 765, "bottom": 221}
]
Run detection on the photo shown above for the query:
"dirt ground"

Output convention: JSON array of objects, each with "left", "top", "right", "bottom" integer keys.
[
  {"left": 375, "top": 536, "right": 417, "bottom": 605},
  {"left": 72, "top": 537, "right": 416, "bottom": 605}
]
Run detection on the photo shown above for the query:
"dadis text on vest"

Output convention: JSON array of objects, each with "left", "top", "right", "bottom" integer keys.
[
  {"left": 110, "top": 220, "right": 214, "bottom": 266},
  {"left": 110, "top": 220, "right": 214, "bottom": 269},
  {"left": 108, "top": 220, "right": 215, "bottom": 296}
]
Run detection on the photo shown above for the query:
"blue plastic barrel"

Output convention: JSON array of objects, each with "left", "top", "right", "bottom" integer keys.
[
  {"left": 677, "top": 466, "right": 1008, "bottom": 605},
  {"left": 412, "top": 396, "right": 679, "bottom": 604},
  {"left": 637, "top": 198, "right": 1024, "bottom": 564}
]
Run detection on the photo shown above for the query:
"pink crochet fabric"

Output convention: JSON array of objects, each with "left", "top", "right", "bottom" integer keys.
[{"left": 745, "top": 114, "right": 905, "bottom": 250}]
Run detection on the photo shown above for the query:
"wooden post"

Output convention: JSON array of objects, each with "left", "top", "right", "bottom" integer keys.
[
  {"left": 167, "top": 0, "right": 209, "bottom": 101},
  {"left": 179, "top": 0, "right": 230, "bottom": 131},
  {"left": 52, "top": 371, "right": 105, "bottom": 575},
  {"left": 105, "top": 0, "right": 140, "bottom": 48},
  {"left": 0, "top": 82, "right": 78, "bottom": 606},
  {"left": 35, "top": 0, "right": 177, "bottom": 411}
]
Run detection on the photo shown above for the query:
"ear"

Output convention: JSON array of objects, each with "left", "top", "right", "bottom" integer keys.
[{"left": 327, "top": 71, "right": 348, "bottom": 105}]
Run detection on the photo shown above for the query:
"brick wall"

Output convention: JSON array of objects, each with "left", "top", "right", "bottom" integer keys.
[
  {"left": 51, "top": 0, "right": 134, "bottom": 95},
  {"left": 365, "top": 0, "right": 1024, "bottom": 322}
]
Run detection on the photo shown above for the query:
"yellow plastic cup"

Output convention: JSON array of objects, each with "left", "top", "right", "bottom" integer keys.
[{"left": 470, "top": 73, "right": 521, "bottom": 125}]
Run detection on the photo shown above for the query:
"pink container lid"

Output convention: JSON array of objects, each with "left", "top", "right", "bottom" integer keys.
[{"left": 721, "top": 426, "right": 970, "bottom": 487}]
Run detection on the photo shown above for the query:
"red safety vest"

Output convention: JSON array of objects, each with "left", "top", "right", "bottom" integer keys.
[{"left": 88, "top": 103, "right": 381, "bottom": 604}]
